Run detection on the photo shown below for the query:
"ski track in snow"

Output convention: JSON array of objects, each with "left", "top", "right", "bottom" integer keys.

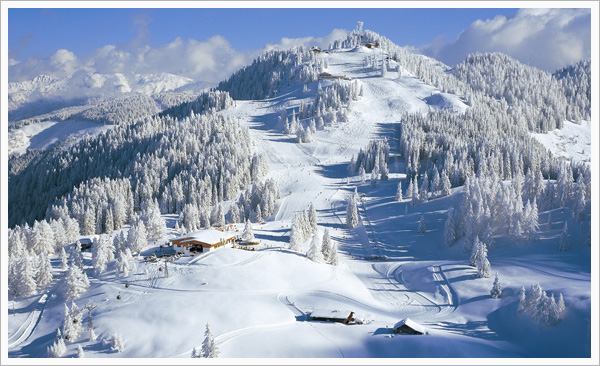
[{"left": 7, "top": 294, "right": 48, "bottom": 349}]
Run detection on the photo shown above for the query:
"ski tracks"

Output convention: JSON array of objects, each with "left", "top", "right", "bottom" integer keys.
[{"left": 7, "top": 293, "right": 48, "bottom": 349}]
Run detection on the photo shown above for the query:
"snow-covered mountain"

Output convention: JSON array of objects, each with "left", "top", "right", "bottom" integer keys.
[
  {"left": 7, "top": 28, "right": 592, "bottom": 360},
  {"left": 8, "top": 71, "right": 210, "bottom": 119}
]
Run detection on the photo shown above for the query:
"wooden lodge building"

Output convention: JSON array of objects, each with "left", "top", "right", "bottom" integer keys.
[
  {"left": 171, "top": 229, "right": 237, "bottom": 256},
  {"left": 392, "top": 318, "right": 427, "bottom": 335}
]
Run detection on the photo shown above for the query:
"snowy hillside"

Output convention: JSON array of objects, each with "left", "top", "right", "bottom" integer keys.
[
  {"left": 8, "top": 71, "right": 208, "bottom": 122},
  {"left": 6, "top": 28, "right": 592, "bottom": 361}
]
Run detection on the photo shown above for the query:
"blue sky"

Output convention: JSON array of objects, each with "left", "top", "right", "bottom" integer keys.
[
  {"left": 9, "top": 8, "right": 521, "bottom": 59},
  {"left": 7, "top": 7, "right": 592, "bottom": 82}
]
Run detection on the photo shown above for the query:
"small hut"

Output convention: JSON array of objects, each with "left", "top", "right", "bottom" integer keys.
[{"left": 392, "top": 318, "right": 427, "bottom": 335}]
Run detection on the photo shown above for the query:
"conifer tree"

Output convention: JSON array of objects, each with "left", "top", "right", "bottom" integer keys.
[
  {"left": 308, "top": 203, "right": 318, "bottom": 231},
  {"left": 307, "top": 231, "right": 324, "bottom": 263},
  {"left": 47, "top": 329, "right": 66, "bottom": 358},
  {"left": 346, "top": 195, "right": 359, "bottom": 228},
  {"left": 411, "top": 178, "right": 420, "bottom": 206},
  {"left": 14, "top": 257, "right": 37, "bottom": 298},
  {"left": 444, "top": 208, "right": 456, "bottom": 247},
  {"left": 490, "top": 272, "right": 502, "bottom": 298},
  {"left": 202, "top": 323, "right": 219, "bottom": 358},
  {"left": 476, "top": 243, "right": 491, "bottom": 278},
  {"left": 321, "top": 228, "right": 332, "bottom": 261},
  {"left": 37, "top": 252, "right": 53, "bottom": 290},
  {"left": 328, "top": 240, "right": 339, "bottom": 266},
  {"left": 470, "top": 236, "right": 481, "bottom": 267},
  {"left": 242, "top": 220, "right": 254, "bottom": 241},
  {"left": 395, "top": 182, "right": 403, "bottom": 201},
  {"left": 65, "top": 262, "right": 89, "bottom": 301},
  {"left": 60, "top": 247, "right": 68, "bottom": 270}
]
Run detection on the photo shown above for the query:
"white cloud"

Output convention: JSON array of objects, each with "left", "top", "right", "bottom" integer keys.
[
  {"left": 263, "top": 28, "right": 348, "bottom": 52},
  {"left": 421, "top": 8, "right": 591, "bottom": 72},
  {"left": 8, "top": 28, "right": 350, "bottom": 84}
]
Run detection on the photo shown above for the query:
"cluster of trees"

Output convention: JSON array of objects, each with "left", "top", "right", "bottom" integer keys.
[
  {"left": 348, "top": 139, "right": 390, "bottom": 184},
  {"left": 217, "top": 47, "right": 327, "bottom": 100},
  {"left": 178, "top": 177, "right": 280, "bottom": 233},
  {"left": 282, "top": 79, "right": 361, "bottom": 143},
  {"left": 288, "top": 203, "right": 339, "bottom": 265},
  {"left": 9, "top": 107, "right": 268, "bottom": 232},
  {"left": 518, "top": 283, "right": 566, "bottom": 327},
  {"left": 454, "top": 53, "right": 569, "bottom": 133},
  {"left": 443, "top": 159, "right": 590, "bottom": 251},
  {"left": 553, "top": 59, "right": 591, "bottom": 122},
  {"left": 158, "top": 90, "right": 234, "bottom": 120},
  {"left": 76, "top": 94, "right": 161, "bottom": 125}
]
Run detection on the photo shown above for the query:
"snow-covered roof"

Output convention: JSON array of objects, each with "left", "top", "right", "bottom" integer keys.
[
  {"left": 175, "top": 229, "right": 237, "bottom": 246},
  {"left": 393, "top": 318, "right": 427, "bottom": 334},
  {"left": 310, "top": 309, "right": 354, "bottom": 320}
]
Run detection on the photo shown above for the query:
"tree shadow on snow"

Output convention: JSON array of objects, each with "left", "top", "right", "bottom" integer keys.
[{"left": 434, "top": 320, "right": 499, "bottom": 341}]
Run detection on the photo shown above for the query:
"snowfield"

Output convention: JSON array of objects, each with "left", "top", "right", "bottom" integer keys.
[
  {"left": 6, "top": 44, "right": 592, "bottom": 360},
  {"left": 532, "top": 120, "right": 592, "bottom": 164}
]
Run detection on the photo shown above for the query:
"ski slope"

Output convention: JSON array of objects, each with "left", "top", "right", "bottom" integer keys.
[{"left": 7, "top": 45, "right": 592, "bottom": 359}]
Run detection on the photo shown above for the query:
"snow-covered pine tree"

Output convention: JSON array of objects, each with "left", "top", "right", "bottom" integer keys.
[
  {"left": 328, "top": 240, "right": 339, "bottom": 266},
  {"left": 431, "top": 169, "right": 441, "bottom": 198},
  {"left": 440, "top": 169, "right": 451, "bottom": 197},
  {"left": 144, "top": 199, "right": 166, "bottom": 241},
  {"left": 418, "top": 215, "right": 426, "bottom": 233},
  {"left": 47, "top": 329, "right": 66, "bottom": 358},
  {"left": 289, "top": 217, "right": 302, "bottom": 252},
  {"left": 63, "top": 301, "right": 84, "bottom": 343},
  {"left": 469, "top": 236, "right": 481, "bottom": 267},
  {"left": 559, "top": 221, "right": 569, "bottom": 251},
  {"left": 524, "top": 283, "right": 543, "bottom": 314},
  {"left": 92, "top": 234, "right": 112, "bottom": 275},
  {"left": 127, "top": 215, "right": 148, "bottom": 254},
  {"left": 321, "top": 228, "right": 332, "bottom": 261},
  {"left": 202, "top": 323, "right": 219, "bottom": 358},
  {"left": 411, "top": 177, "right": 419, "bottom": 206},
  {"left": 419, "top": 172, "right": 429, "bottom": 203},
  {"left": 444, "top": 208, "right": 456, "bottom": 247},
  {"left": 490, "top": 272, "right": 502, "bottom": 298},
  {"left": 242, "top": 220, "right": 254, "bottom": 241},
  {"left": 37, "top": 252, "right": 53, "bottom": 290},
  {"left": 476, "top": 243, "right": 491, "bottom": 278},
  {"left": 308, "top": 203, "right": 318, "bottom": 231},
  {"left": 77, "top": 345, "right": 85, "bottom": 358},
  {"left": 13, "top": 256, "right": 37, "bottom": 298},
  {"left": 307, "top": 231, "right": 324, "bottom": 263},
  {"left": 65, "top": 261, "right": 89, "bottom": 301},
  {"left": 557, "top": 293, "right": 566, "bottom": 314},
  {"left": 60, "top": 247, "right": 68, "bottom": 270},
  {"left": 346, "top": 195, "right": 359, "bottom": 228},
  {"left": 395, "top": 181, "right": 403, "bottom": 201}
]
